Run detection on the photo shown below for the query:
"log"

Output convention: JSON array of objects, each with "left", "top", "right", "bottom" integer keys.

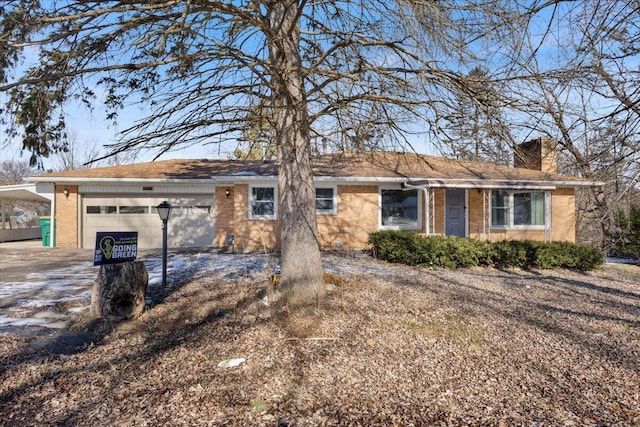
[{"left": 91, "top": 261, "right": 148, "bottom": 320}]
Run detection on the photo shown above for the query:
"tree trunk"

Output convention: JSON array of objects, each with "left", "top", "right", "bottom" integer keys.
[
  {"left": 91, "top": 261, "right": 148, "bottom": 320},
  {"left": 268, "top": 1, "right": 324, "bottom": 306}
]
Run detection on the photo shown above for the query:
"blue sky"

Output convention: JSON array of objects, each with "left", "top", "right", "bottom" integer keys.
[{"left": 4, "top": 1, "right": 633, "bottom": 170}]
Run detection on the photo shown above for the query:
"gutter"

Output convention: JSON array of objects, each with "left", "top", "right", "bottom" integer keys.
[
  {"left": 404, "top": 178, "right": 603, "bottom": 189},
  {"left": 27, "top": 174, "right": 604, "bottom": 188},
  {"left": 27, "top": 177, "right": 219, "bottom": 185}
]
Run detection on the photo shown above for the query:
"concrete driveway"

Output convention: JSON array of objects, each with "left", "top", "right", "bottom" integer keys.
[
  {"left": 0, "top": 241, "right": 276, "bottom": 336},
  {"left": 1, "top": 241, "right": 94, "bottom": 282},
  {"left": 1, "top": 242, "right": 99, "bottom": 334}
]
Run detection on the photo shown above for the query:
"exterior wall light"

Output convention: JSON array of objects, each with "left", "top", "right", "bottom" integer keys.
[
  {"left": 225, "top": 188, "right": 231, "bottom": 199},
  {"left": 63, "top": 188, "right": 69, "bottom": 198}
]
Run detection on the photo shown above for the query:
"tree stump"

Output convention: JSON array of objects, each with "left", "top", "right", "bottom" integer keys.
[{"left": 91, "top": 261, "right": 148, "bottom": 320}]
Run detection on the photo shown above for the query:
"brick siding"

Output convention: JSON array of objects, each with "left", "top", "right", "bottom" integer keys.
[{"left": 55, "top": 185, "right": 78, "bottom": 248}]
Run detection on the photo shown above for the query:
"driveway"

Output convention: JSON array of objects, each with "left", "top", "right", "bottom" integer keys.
[
  {"left": 0, "top": 244, "right": 279, "bottom": 336},
  {"left": 1, "top": 244, "right": 103, "bottom": 334}
]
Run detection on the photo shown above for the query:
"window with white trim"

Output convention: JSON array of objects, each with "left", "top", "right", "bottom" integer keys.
[
  {"left": 491, "top": 190, "right": 547, "bottom": 228},
  {"left": 380, "top": 189, "right": 419, "bottom": 229},
  {"left": 249, "top": 185, "right": 277, "bottom": 219},
  {"left": 315, "top": 187, "right": 337, "bottom": 214},
  {"left": 491, "top": 191, "right": 509, "bottom": 227}
]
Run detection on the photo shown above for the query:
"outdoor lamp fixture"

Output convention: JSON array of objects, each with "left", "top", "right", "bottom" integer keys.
[
  {"left": 156, "top": 201, "right": 173, "bottom": 288},
  {"left": 225, "top": 188, "right": 231, "bottom": 199},
  {"left": 63, "top": 188, "right": 69, "bottom": 198}
]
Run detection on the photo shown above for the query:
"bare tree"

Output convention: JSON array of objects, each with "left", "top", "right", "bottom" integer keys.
[
  {"left": 50, "top": 132, "right": 138, "bottom": 171},
  {"left": 438, "top": 67, "right": 514, "bottom": 165},
  {"left": 52, "top": 133, "right": 104, "bottom": 171},
  {"left": 1, "top": 1, "right": 569, "bottom": 304},
  {"left": 0, "top": 158, "right": 32, "bottom": 186},
  {"left": 429, "top": 1, "right": 640, "bottom": 248}
]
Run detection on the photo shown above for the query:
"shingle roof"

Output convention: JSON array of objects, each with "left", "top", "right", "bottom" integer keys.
[
  {"left": 29, "top": 151, "right": 593, "bottom": 185},
  {"left": 32, "top": 158, "right": 277, "bottom": 180},
  {"left": 312, "top": 152, "right": 580, "bottom": 182}
]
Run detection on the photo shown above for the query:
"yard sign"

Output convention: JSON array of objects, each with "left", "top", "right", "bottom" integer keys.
[{"left": 94, "top": 232, "right": 138, "bottom": 266}]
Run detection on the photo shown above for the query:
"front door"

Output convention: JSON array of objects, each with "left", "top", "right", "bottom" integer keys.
[{"left": 445, "top": 189, "right": 466, "bottom": 237}]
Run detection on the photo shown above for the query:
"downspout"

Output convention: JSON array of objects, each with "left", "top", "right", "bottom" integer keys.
[
  {"left": 482, "top": 189, "right": 486, "bottom": 240},
  {"left": 51, "top": 183, "right": 56, "bottom": 248},
  {"left": 544, "top": 191, "right": 551, "bottom": 242},
  {"left": 432, "top": 190, "right": 435, "bottom": 235},
  {"left": 487, "top": 190, "right": 491, "bottom": 241},
  {"left": 424, "top": 188, "right": 429, "bottom": 236}
]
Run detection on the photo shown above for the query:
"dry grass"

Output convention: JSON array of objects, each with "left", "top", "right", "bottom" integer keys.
[{"left": 1, "top": 255, "right": 639, "bottom": 426}]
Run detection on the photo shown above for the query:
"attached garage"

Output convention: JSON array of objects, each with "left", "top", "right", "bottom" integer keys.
[{"left": 81, "top": 194, "right": 215, "bottom": 249}]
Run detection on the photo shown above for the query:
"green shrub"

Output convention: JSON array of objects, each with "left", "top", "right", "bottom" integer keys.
[
  {"left": 368, "top": 231, "right": 424, "bottom": 265},
  {"left": 368, "top": 231, "right": 602, "bottom": 271},
  {"left": 445, "top": 236, "right": 494, "bottom": 268},
  {"left": 536, "top": 241, "right": 603, "bottom": 270},
  {"left": 491, "top": 240, "right": 540, "bottom": 269}
]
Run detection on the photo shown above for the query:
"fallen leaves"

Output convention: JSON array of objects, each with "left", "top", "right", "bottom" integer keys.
[{"left": 1, "top": 257, "right": 639, "bottom": 426}]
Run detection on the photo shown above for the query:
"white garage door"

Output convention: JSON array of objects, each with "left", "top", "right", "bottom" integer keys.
[{"left": 82, "top": 195, "right": 215, "bottom": 249}]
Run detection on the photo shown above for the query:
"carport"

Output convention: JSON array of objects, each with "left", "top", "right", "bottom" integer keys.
[{"left": 0, "top": 183, "right": 54, "bottom": 246}]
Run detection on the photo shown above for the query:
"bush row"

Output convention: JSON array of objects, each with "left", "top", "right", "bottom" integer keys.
[{"left": 368, "top": 231, "right": 603, "bottom": 271}]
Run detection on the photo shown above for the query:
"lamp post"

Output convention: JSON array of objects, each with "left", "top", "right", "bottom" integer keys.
[{"left": 156, "top": 201, "right": 173, "bottom": 288}]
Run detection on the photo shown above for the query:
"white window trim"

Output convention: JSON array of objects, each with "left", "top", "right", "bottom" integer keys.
[
  {"left": 249, "top": 184, "right": 278, "bottom": 220},
  {"left": 315, "top": 185, "right": 338, "bottom": 215},
  {"left": 490, "top": 190, "right": 548, "bottom": 230},
  {"left": 378, "top": 187, "right": 422, "bottom": 231}
]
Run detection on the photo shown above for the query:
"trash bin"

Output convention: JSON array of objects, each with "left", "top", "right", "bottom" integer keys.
[{"left": 39, "top": 216, "right": 51, "bottom": 247}]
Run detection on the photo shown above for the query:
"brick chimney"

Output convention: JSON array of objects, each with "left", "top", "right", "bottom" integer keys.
[{"left": 514, "top": 137, "right": 557, "bottom": 173}]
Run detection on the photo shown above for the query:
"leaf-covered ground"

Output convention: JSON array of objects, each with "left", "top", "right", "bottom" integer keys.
[{"left": 1, "top": 254, "right": 639, "bottom": 426}]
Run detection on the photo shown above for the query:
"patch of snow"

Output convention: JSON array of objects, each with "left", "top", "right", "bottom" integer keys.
[
  {"left": 605, "top": 257, "right": 638, "bottom": 265},
  {"left": 0, "top": 315, "right": 50, "bottom": 328},
  {"left": 1, "top": 251, "right": 281, "bottom": 332},
  {"left": 228, "top": 171, "right": 260, "bottom": 176},
  {"left": 322, "top": 254, "right": 418, "bottom": 279},
  {"left": 2, "top": 251, "right": 396, "bottom": 332}
]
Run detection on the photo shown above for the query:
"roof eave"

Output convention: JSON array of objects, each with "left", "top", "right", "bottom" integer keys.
[
  {"left": 27, "top": 176, "right": 220, "bottom": 184},
  {"left": 27, "top": 175, "right": 603, "bottom": 188},
  {"left": 404, "top": 178, "right": 603, "bottom": 189}
]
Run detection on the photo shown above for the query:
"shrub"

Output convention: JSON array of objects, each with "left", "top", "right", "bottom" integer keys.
[
  {"left": 491, "top": 240, "right": 537, "bottom": 269},
  {"left": 368, "top": 230, "right": 424, "bottom": 265},
  {"left": 536, "top": 241, "right": 603, "bottom": 270},
  {"left": 368, "top": 231, "right": 602, "bottom": 271}
]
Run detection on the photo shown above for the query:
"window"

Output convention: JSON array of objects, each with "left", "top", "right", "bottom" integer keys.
[
  {"left": 381, "top": 189, "right": 419, "bottom": 229},
  {"left": 86, "top": 206, "right": 117, "bottom": 214},
  {"left": 119, "top": 206, "right": 149, "bottom": 214},
  {"left": 514, "top": 192, "right": 545, "bottom": 226},
  {"left": 491, "top": 191, "right": 546, "bottom": 228},
  {"left": 491, "top": 191, "right": 509, "bottom": 227},
  {"left": 315, "top": 187, "right": 336, "bottom": 214},
  {"left": 250, "top": 185, "right": 276, "bottom": 219}
]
